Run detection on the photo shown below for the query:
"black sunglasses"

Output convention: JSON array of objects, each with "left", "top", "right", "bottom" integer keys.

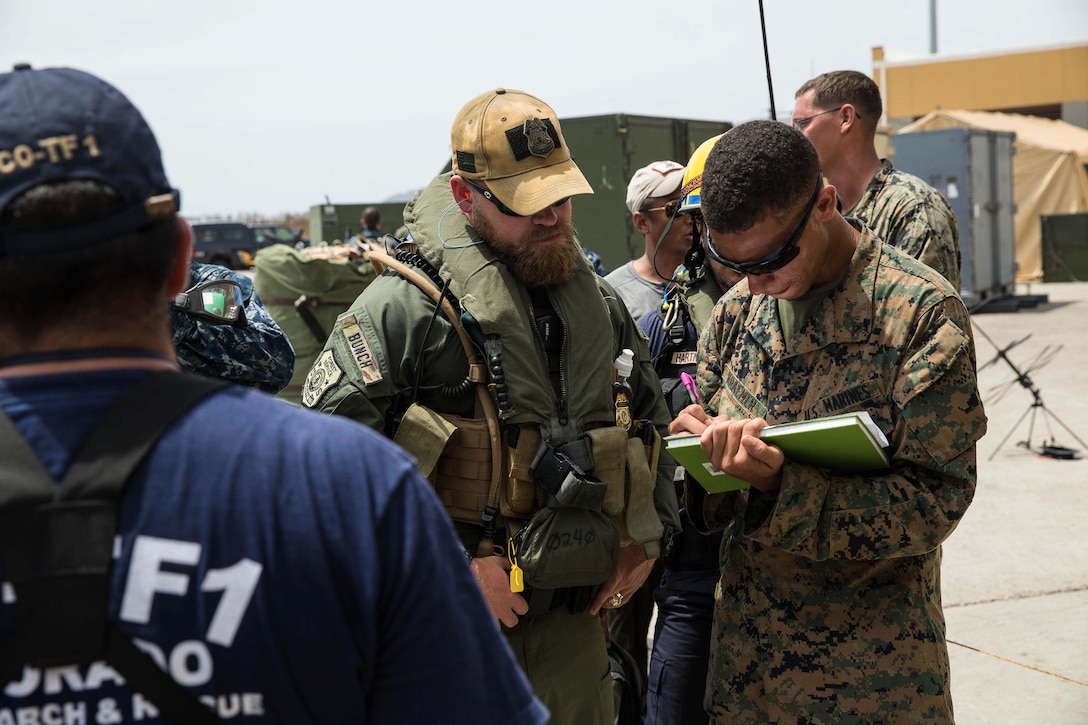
[
  {"left": 463, "top": 178, "right": 569, "bottom": 217},
  {"left": 641, "top": 199, "right": 682, "bottom": 218},
  {"left": 703, "top": 173, "right": 823, "bottom": 276}
]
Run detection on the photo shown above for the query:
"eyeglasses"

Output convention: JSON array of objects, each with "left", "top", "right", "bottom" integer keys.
[
  {"left": 792, "top": 105, "right": 856, "bottom": 131},
  {"left": 641, "top": 199, "right": 682, "bottom": 218},
  {"left": 463, "top": 178, "right": 569, "bottom": 217},
  {"left": 703, "top": 173, "right": 822, "bottom": 276}
]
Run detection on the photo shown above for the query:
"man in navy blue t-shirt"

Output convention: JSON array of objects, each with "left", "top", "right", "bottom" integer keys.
[{"left": 0, "top": 63, "right": 546, "bottom": 725}]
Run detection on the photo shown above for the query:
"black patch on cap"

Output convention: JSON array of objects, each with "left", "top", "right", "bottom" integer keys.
[
  {"left": 456, "top": 151, "right": 477, "bottom": 173},
  {"left": 505, "top": 118, "right": 560, "bottom": 161}
]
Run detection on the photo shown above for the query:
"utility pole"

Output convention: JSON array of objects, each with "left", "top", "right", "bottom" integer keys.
[{"left": 929, "top": 0, "right": 938, "bottom": 54}]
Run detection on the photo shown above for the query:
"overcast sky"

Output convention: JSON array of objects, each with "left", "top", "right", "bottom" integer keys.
[{"left": 2, "top": 0, "right": 1086, "bottom": 218}]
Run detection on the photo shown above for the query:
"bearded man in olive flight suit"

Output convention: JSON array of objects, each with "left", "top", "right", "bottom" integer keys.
[{"left": 302, "top": 88, "right": 680, "bottom": 725}]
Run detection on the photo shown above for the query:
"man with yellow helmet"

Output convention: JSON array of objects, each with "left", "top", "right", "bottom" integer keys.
[{"left": 637, "top": 133, "right": 741, "bottom": 724}]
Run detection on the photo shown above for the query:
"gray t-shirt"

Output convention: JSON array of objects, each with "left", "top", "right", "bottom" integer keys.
[{"left": 604, "top": 261, "right": 667, "bottom": 320}]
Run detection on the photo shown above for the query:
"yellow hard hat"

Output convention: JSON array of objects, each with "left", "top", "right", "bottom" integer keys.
[{"left": 678, "top": 133, "right": 725, "bottom": 214}]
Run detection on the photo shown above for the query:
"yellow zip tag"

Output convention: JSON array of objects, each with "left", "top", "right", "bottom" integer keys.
[
  {"left": 507, "top": 540, "right": 525, "bottom": 593},
  {"left": 509, "top": 563, "right": 524, "bottom": 593}
]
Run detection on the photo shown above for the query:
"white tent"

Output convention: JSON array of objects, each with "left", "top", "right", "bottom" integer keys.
[{"left": 897, "top": 110, "right": 1088, "bottom": 283}]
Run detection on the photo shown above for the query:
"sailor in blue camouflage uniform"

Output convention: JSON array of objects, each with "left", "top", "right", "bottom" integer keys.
[
  {"left": 794, "top": 70, "right": 961, "bottom": 290},
  {"left": 672, "top": 121, "right": 987, "bottom": 723},
  {"left": 170, "top": 260, "right": 295, "bottom": 393}
]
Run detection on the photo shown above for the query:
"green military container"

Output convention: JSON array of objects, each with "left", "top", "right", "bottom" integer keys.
[
  {"left": 307, "top": 114, "right": 732, "bottom": 270},
  {"left": 1040, "top": 212, "right": 1088, "bottom": 282},
  {"left": 307, "top": 201, "right": 408, "bottom": 246},
  {"left": 558, "top": 114, "right": 732, "bottom": 272}
]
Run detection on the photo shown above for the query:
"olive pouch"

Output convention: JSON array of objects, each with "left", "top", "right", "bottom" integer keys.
[
  {"left": 393, "top": 402, "right": 492, "bottom": 525},
  {"left": 510, "top": 503, "right": 620, "bottom": 589}
]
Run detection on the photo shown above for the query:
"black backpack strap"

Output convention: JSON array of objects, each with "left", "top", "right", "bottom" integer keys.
[
  {"left": 105, "top": 628, "right": 222, "bottom": 725},
  {"left": 261, "top": 294, "right": 332, "bottom": 345},
  {"left": 60, "top": 371, "right": 226, "bottom": 497},
  {"left": 294, "top": 296, "right": 331, "bottom": 345},
  {"left": 0, "top": 402, "right": 57, "bottom": 508},
  {"left": 0, "top": 370, "right": 226, "bottom": 724}
]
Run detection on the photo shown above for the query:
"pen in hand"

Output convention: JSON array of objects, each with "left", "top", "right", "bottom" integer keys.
[{"left": 680, "top": 372, "right": 700, "bottom": 404}]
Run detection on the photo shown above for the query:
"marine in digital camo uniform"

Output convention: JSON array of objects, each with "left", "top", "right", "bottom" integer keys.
[
  {"left": 793, "top": 70, "right": 961, "bottom": 290},
  {"left": 302, "top": 88, "right": 680, "bottom": 724},
  {"left": 849, "top": 159, "right": 961, "bottom": 290},
  {"left": 170, "top": 260, "right": 295, "bottom": 393},
  {"left": 685, "top": 121, "right": 987, "bottom": 723}
]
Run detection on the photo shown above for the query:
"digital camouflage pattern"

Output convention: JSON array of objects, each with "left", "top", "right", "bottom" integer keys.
[
  {"left": 583, "top": 247, "right": 609, "bottom": 276},
  {"left": 848, "top": 159, "right": 962, "bottom": 291},
  {"left": 694, "top": 224, "right": 987, "bottom": 723},
  {"left": 171, "top": 261, "right": 295, "bottom": 394}
]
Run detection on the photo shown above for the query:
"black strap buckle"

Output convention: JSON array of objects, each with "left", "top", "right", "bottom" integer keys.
[{"left": 530, "top": 442, "right": 584, "bottom": 497}]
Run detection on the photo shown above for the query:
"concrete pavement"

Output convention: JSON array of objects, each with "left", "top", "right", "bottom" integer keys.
[{"left": 945, "top": 281, "right": 1088, "bottom": 724}]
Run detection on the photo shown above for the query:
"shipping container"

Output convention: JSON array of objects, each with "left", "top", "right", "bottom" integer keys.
[
  {"left": 307, "top": 201, "right": 407, "bottom": 247},
  {"left": 1040, "top": 212, "right": 1088, "bottom": 282},
  {"left": 557, "top": 114, "right": 732, "bottom": 271},
  {"left": 892, "top": 127, "right": 1018, "bottom": 307}
]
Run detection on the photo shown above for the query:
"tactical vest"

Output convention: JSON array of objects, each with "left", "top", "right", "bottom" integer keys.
[
  {"left": 370, "top": 247, "right": 662, "bottom": 559},
  {"left": 0, "top": 372, "right": 225, "bottom": 724},
  {"left": 650, "top": 305, "right": 700, "bottom": 419},
  {"left": 651, "top": 268, "right": 723, "bottom": 418},
  {"left": 380, "top": 176, "right": 664, "bottom": 563}
]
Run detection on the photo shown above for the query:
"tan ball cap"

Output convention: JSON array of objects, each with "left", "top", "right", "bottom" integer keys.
[{"left": 451, "top": 88, "right": 593, "bottom": 216}]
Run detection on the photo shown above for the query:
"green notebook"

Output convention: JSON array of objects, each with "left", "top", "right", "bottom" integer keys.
[{"left": 665, "top": 411, "right": 891, "bottom": 493}]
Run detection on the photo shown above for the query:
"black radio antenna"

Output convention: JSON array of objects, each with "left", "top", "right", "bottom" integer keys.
[{"left": 759, "top": 0, "right": 777, "bottom": 120}]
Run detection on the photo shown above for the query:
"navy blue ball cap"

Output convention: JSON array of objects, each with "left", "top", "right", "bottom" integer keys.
[{"left": 0, "top": 63, "right": 180, "bottom": 255}]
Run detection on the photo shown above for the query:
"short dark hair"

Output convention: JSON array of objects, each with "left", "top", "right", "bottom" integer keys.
[
  {"left": 795, "top": 70, "right": 881, "bottom": 130},
  {"left": 362, "top": 206, "right": 382, "bottom": 229},
  {"left": 0, "top": 180, "right": 176, "bottom": 337},
  {"left": 701, "top": 120, "right": 820, "bottom": 234}
]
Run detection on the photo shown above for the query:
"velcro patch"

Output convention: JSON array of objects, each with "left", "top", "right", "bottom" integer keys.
[
  {"left": 671, "top": 351, "right": 698, "bottom": 366},
  {"left": 302, "top": 349, "right": 343, "bottom": 408},
  {"left": 506, "top": 118, "right": 560, "bottom": 161},
  {"left": 340, "top": 315, "right": 384, "bottom": 386},
  {"left": 455, "top": 150, "right": 476, "bottom": 173}
]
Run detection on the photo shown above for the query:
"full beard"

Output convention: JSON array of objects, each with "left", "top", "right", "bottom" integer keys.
[{"left": 473, "top": 207, "right": 581, "bottom": 288}]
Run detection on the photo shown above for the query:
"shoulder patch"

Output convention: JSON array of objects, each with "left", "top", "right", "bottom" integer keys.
[{"left": 302, "top": 349, "right": 344, "bottom": 408}]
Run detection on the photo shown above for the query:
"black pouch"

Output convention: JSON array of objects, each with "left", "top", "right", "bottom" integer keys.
[
  {"left": 511, "top": 504, "right": 620, "bottom": 589},
  {"left": 531, "top": 441, "right": 605, "bottom": 508}
]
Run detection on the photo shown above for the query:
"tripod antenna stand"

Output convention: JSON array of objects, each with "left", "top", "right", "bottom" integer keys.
[{"left": 975, "top": 322, "right": 1087, "bottom": 461}]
